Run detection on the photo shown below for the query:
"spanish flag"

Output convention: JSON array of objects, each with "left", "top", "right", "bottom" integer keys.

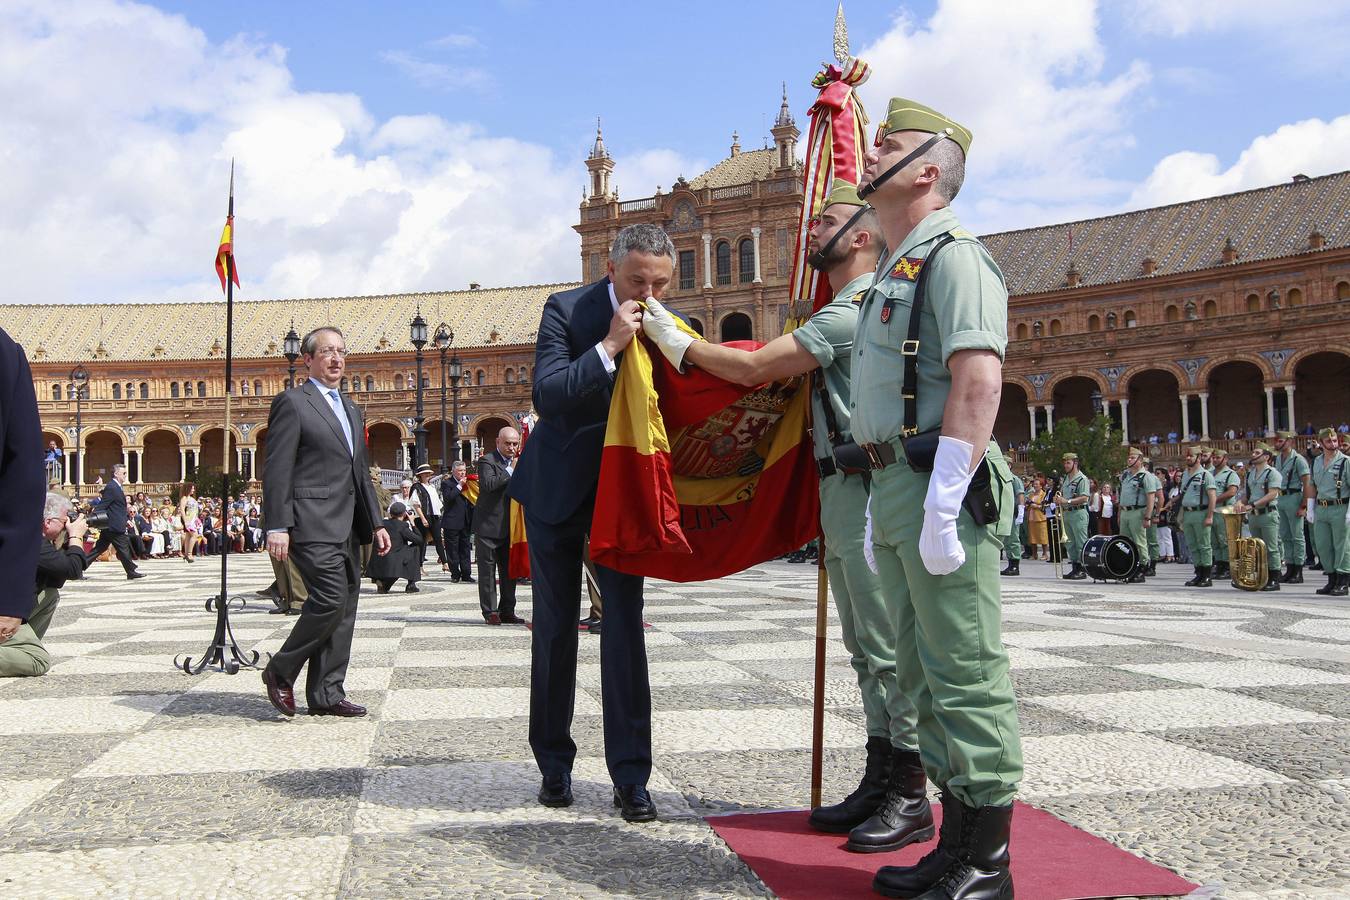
[
  {"left": 461, "top": 473, "right": 480, "bottom": 505},
  {"left": 508, "top": 498, "right": 530, "bottom": 580},
  {"left": 588, "top": 323, "right": 819, "bottom": 582},
  {"left": 215, "top": 214, "right": 240, "bottom": 294}
]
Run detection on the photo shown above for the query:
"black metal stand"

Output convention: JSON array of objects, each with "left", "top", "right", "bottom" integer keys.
[{"left": 175, "top": 592, "right": 263, "bottom": 674}]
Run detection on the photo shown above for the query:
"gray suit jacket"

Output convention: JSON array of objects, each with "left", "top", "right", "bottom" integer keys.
[
  {"left": 262, "top": 380, "right": 381, "bottom": 545},
  {"left": 474, "top": 451, "right": 513, "bottom": 547}
]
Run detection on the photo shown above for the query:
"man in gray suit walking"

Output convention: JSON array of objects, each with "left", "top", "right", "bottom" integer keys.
[{"left": 262, "top": 326, "right": 390, "bottom": 718}]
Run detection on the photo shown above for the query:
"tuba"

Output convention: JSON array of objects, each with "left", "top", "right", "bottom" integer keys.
[{"left": 1218, "top": 507, "right": 1267, "bottom": 591}]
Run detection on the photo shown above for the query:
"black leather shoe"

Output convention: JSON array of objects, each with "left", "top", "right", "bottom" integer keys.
[
  {"left": 127, "top": 571, "right": 147, "bottom": 580},
  {"left": 405, "top": 584, "right": 420, "bottom": 593},
  {"left": 907, "top": 801, "right": 1014, "bottom": 900},
  {"left": 588, "top": 620, "right": 602, "bottom": 635},
  {"left": 1331, "top": 573, "right": 1350, "bottom": 597},
  {"left": 308, "top": 699, "right": 367, "bottom": 717},
  {"left": 1283, "top": 565, "right": 1303, "bottom": 584},
  {"left": 874, "top": 790, "right": 962, "bottom": 898},
  {"left": 538, "top": 774, "right": 573, "bottom": 808},
  {"left": 809, "top": 737, "right": 893, "bottom": 834},
  {"left": 578, "top": 615, "right": 600, "bottom": 630},
  {"left": 499, "top": 612, "right": 527, "bottom": 624},
  {"left": 1213, "top": 561, "right": 1230, "bottom": 578},
  {"left": 613, "top": 784, "right": 657, "bottom": 822},
  {"left": 846, "top": 747, "right": 934, "bottom": 853},
  {"left": 999, "top": 561, "right": 1019, "bottom": 577},
  {"left": 1062, "top": 563, "right": 1087, "bottom": 580},
  {"left": 460, "top": 575, "right": 476, "bottom": 583},
  {"left": 1260, "top": 571, "right": 1281, "bottom": 591}
]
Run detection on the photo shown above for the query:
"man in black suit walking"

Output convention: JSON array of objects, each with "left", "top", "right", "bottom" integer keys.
[
  {"left": 509, "top": 223, "right": 682, "bottom": 823},
  {"left": 262, "top": 326, "right": 389, "bottom": 719},
  {"left": 440, "top": 459, "right": 474, "bottom": 583},
  {"left": 88, "top": 463, "right": 144, "bottom": 579},
  {"left": 476, "top": 426, "right": 523, "bottom": 625}
]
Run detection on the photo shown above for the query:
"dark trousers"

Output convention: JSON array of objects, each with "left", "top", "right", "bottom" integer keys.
[
  {"left": 90, "top": 529, "right": 138, "bottom": 576},
  {"left": 526, "top": 507, "right": 650, "bottom": 786},
  {"left": 476, "top": 538, "right": 516, "bottom": 618},
  {"left": 267, "top": 535, "right": 360, "bottom": 708},
  {"left": 422, "top": 515, "right": 444, "bottom": 564},
  {"left": 443, "top": 526, "right": 472, "bottom": 578}
]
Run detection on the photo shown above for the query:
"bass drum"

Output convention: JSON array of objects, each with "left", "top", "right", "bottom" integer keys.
[{"left": 1082, "top": 534, "right": 1138, "bottom": 581}]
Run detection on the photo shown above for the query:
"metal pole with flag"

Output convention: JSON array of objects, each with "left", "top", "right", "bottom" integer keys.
[{"left": 177, "top": 159, "right": 262, "bottom": 675}]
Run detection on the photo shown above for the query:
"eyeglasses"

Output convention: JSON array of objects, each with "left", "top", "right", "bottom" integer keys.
[{"left": 312, "top": 347, "right": 348, "bottom": 358}]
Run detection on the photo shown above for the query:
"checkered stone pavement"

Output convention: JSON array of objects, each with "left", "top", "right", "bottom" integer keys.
[{"left": 1, "top": 552, "right": 1347, "bottom": 898}]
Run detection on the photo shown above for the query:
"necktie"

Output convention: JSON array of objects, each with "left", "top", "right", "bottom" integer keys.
[{"left": 327, "top": 390, "right": 354, "bottom": 454}]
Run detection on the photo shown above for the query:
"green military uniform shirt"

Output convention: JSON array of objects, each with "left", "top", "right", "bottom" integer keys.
[
  {"left": 850, "top": 207, "right": 1008, "bottom": 443},
  {"left": 792, "top": 272, "right": 871, "bottom": 461},
  {"left": 1142, "top": 470, "right": 1162, "bottom": 499},
  {"left": 1061, "top": 471, "right": 1089, "bottom": 507},
  {"left": 1120, "top": 469, "right": 1153, "bottom": 507},
  {"left": 1246, "top": 466, "right": 1283, "bottom": 507},
  {"left": 1180, "top": 467, "right": 1217, "bottom": 507},
  {"left": 1312, "top": 451, "right": 1350, "bottom": 500},
  {"left": 1277, "top": 451, "right": 1310, "bottom": 497},
  {"left": 1009, "top": 474, "right": 1026, "bottom": 503},
  {"left": 1213, "top": 465, "right": 1240, "bottom": 506}
]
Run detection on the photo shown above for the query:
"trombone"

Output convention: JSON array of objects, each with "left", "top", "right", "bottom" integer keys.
[{"left": 1046, "top": 481, "right": 1069, "bottom": 579}]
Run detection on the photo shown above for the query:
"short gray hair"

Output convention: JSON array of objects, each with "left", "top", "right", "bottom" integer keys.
[
  {"left": 925, "top": 139, "right": 966, "bottom": 203},
  {"left": 301, "top": 326, "right": 346, "bottom": 357},
  {"left": 609, "top": 224, "right": 676, "bottom": 267},
  {"left": 44, "top": 492, "right": 72, "bottom": 521}
]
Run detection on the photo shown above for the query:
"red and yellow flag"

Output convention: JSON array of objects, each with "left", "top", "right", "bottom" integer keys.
[
  {"left": 461, "top": 473, "right": 480, "bottom": 505},
  {"left": 588, "top": 323, "right": 819, "bottom": 582},
  {"left": 215, "top": 215, "right": 240, "bottom": 293},
  {"left": 508, "top": 498, "right": 530, "bottom": 580}
]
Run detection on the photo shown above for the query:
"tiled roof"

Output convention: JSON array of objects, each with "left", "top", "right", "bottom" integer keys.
[
  {"left": 687, "top": 148, "right": 780, "bottom": 190},
  {"left": 981, "top": 170, "right": 1350, "bottom": 295},
  {"left": 0, "top": 283, "right": 582, "bottom": 363}
]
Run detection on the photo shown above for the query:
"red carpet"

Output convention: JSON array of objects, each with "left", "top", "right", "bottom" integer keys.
[{"left": 707, "top": 806, "right": 1197, "bottom": 900}]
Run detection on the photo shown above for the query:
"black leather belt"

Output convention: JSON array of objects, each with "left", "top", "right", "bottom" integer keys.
[
  {"left": 1317, "top": 498, "right": 1349, "bottom": 507},
  {"left": 1251, "top": 507, "right": 1272, "bottom": 515},
  {"left": 1282, "top": 489, "right": 1302, "bottom": 495},
  {"left": 1183, "top": 505, "right": 1205, "bottom": 511},
  {"left": 1123, "top": 505, "right": 1144, "bottom": 510},
  {"left": 858, "top": 441, "right": 899, "bottom": 470}
]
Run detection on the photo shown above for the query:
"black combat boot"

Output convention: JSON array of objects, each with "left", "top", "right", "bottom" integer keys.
[
  {"left": 787, "top": 550, "right": 807, "bottom": 564},
  {"left": 999, "top": 559, "right": 1019, "bottom": 576},
  {"left": 1194, "top": 565, "right": 1213, "bottom": 587},
  {"left": 1213, "top": 560, "right": 1230, "bottom": 578},
  {"left": 1316, "top": 573, "right": 1337, "bottom": 595},
  {"left": 808, "top": 736, "right": 893, "bottom": 834},
  {"left": 846, "top": 748, "right": 934, "bottom": 853},
  {"left": 1144, "top": 559, "right": 1157, "bottom": 577},
  {"left": 1283, "top": 564, "right": 1303, "bottom": 584},
  {"left": 1184, "top": 566, "right": 1203, "bottom": 586},
  {"left": 1260, "top": 570, "right": 1281, "bottom": 591},
  {"left": 873, "top": 790, "right": 962, "bottom": 898},
  {"left": 1126, "top": 562, "right": 1147, "bottom": 584},
  {"left": 1331, "top": 573, "right": 1350, "bottom": 597},
  {"left": 1062, "top": 562, "right": 1086, "bottom": 580},
  {"left": 910, "top": 801, "right": 1015, "bottom": 900}
]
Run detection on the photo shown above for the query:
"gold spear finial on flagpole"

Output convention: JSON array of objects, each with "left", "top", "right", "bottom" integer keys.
[{"left": 833, "top": 3, "right": 850, "bottom": 64}]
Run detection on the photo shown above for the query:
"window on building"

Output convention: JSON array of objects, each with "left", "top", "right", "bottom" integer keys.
[
  {"left": 254, "top": 379, "right": 262, "bottom": 395},
  {"left": 340, "top": 377, "right": 348, "bottom": 392},
  {"left": 1203, "top": 299, "right": 1218, "bottom": 317},
  {"left": 349, "top": 377, "right": 359, "bottom": 392},
  {"left": 366, "top": 376, "right": 375, "bottom": 391},
  {"left": 139, "top": 382, "right": 148, "bottom": 399},
  {"left": 171, "top": 382, "right": 180, "bottom": 398},
  {"left": 1287, "top": 287, "right": 1304, "bottom": 307},
  {"left": 182, "top": 381, "right": 192, "bottom": 397},
  {"left": 720, "top": 312, "right": 753, "bottom": 342},
  {"left": 112, "top": 383, "right": 122, "bottom": 400},
  {"left": 421, "top": 375, "right": 430, "bottom": 389},
  {"left": 477, "top": 370, "right": 486, "bottom": 386},
  {"left": 1246, "top": 293, "right": 1260, "bottom": 313},
  {"left": 240, "top": 380, "right": 249, "bottom": 396},
  {"left": 776, "top": 228, "right": 789, "bottom": 277},
  {"left": 1049, "top": 319, "right": 1063, "bottom": 336},
  {"left": 505, "top": 368, "right": 515, "bottom": 384},
  {"left": 738, "top": 238, "right": 755, "bottom": 283},
  {"left": 1337, "top": 281, "right": 1350, "bottom": 302},
  {"left": 1015, "top": 323, "right": 1028, "bottom": 340},
  {"left": 678, "top": 250, "right": 695, "bottom": 290},
  {"left": 1124, "top": 310, "right": 1137, "bottom": 328},
  {"left": 197, "top": 381, "right": 206, "bottom": 397},
  {"left": 715, "top": 241, "right": 731, "bottom": 285},
  {"left": 589, "top": 252, "right": 603, "bottom": 281},
  {"left": 1087, "top": 314, "right": 1100, "bottom": 332},
  {"left": 394, "top": 374, "right": 405, "bottom": 390},
  {"left": 519, "top": 366, "right": 529, "bottom": 383},
  {"left": 51, "top": 384, "right": 61, "bottom": 401},
  {"left": 1165, "top": 304, "right": 1180, "bottom": 322}
]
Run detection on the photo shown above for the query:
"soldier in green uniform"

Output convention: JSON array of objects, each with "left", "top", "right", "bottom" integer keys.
[
  {"left": 1274, "top": 431, "right": 1311, "bottom": 583},
  {"left": 1178, "top": 445, "right": 1218, "bottom": 587},
  {"left": 1057, "top": 453, "right": 1090, "bottom": 579},
  {"left": 1210, "top": 449, "right": 1240, "bottom": 578},
  {"left": 1308, "top": 427, "right": 1350, "bottom": 596},
  {"left": 1118, "top": 447, "right": 1154, "bottom": 583},
  {"left": 1143, "top": 456, "right": 1163, "bottom": 575},
  {"left": 1001, "top": 473, "right": 1025, "bottom": 576},
  {"left": 852, "top": 98, "right": 1019, "bottom": 899},
  {"left": 1238, "top": 444, "right": 1283, "bottom": 591},
  {"left": 642, "top": 180, "right": 928, "bottom": 850}
]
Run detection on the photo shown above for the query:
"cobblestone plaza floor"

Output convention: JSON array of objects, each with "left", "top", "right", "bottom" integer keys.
[{"left": 1, "top": 552, "right": 1347, "bottom": 898}]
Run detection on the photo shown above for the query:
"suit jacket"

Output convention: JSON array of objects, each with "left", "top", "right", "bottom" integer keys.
[
  {"left": 475, "top": 451, "right": 514, "bottom": 545},
  {"left": 37, "top": 539, "right": 89, "bottom": 593},
  {"left": 95, "top": 479, "right": 129, "bottom": 533},
  {"left": 509, "top": 278, "right": 688, "bottom": 525},
  {"left": 262, "top": 380, "right": 381, "bottom": 545},
  {"left": 366, "top": 517, "right": 422, "bottom": 581},
  {"left": 441, "top": 480, "right": 474, "bottom": 532},
  {"left": 0, "top": 327, "right": 44, "bottom": 620}
]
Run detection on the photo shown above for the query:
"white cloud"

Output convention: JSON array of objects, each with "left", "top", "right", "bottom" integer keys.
[
  {"left": 855, "top": 0, "right": 1150, "bottom": 232},
  {"left": 380, "top": 50, "right": 492, "bottom": 92},
  {"left": 609, "top": 148, "right": 711, "bottom": 200},
  {"left": 1124, "top": 0, "right": 1341, "bottom": 36},
  {"left": 1127, "top": 114, "right": 1350, "bottom": 208},
  {"left": 428, "top": 32, "right": 479, "bottom": 49}
]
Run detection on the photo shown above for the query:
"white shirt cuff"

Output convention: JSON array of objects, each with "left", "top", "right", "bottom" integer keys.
[{"left": 594, "top": 342, "right": 617, "bottom": 375}]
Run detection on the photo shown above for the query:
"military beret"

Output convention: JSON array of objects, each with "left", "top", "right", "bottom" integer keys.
[
  {"left": 1319, "top": 426, "right": 1338, "bottom": 439},
  {"left": 1253, "top": 443, "right": 1274, "bottom": 455},
  {"left": 1213, "top": 447, "right": 1229, "bottom": 458},
  {"left": 1276, "top": 430, "right": 1297, "bottom": 439},
  {"left": 1128, "top": 446, "right": 1145, "bottom": 456},
  {"left": 876, "top": 97, "right": 973, "bottom": 157},
  {"left": 818, "top": 178, "right": 866, "bottom": 213},
  {"left": 1062, "top": 452, "right": 1078, "bottom": 461},
  {"left": 1186, "top": 446, "right": 1204, "bottom": 455}
]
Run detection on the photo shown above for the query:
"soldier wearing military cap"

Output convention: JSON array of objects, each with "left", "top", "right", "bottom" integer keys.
[
  {"left": 1274, "top": 430, "right": 1311, "bottom": 583},
  {"left": 1118, "top": 447, "right": 1155, "bottom": 583},
  {"left": 1239, "top": 444, "right": 1283, "bottom": 591},
  {"left": 845, "top": 97, "right": 1019, "bottom": 899},
  {"left": 644, "top": 180, "right": 928, "bottom": 849},
  {"left": 1056, "top": 453, "right": 1090, "bottom": 579},
  {"left": 1177, "top": 445, "right": 1217, "bottom": 587},
  {"left": 1209, "top": 448, "right": 1240, "bottom": 578},
  {"left": 1142, "top": 455, "right": 1163, "bottom": 575},
  {"left": 1308, "top": 427, "right": 1350, "bottom": 596}
]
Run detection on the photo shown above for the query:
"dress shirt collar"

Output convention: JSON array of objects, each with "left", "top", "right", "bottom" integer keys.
[
  {"left": 607, "top": 281, "right": 621, "bottom": 314},
  {"left": 309, "top": 377, "right": 341, "bottom": 397}
]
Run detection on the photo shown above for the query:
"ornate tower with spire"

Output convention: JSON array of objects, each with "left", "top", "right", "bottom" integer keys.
[
  {"left": 585, "top": 118, "right": 615, "bottom": 201},
  {"left": 771, "top": 83, "right": 799, "bottom": 171}
]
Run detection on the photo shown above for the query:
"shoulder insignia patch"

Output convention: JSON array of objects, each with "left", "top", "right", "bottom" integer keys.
[
  {"left": 949, "top": 227, "right": 975, "bottom": 239},
  {"left": 889, "top": 257, "right": 924, "bottom": 281},
  {"left": 849, "top": 290, "right": 866, "bottom": 305}
]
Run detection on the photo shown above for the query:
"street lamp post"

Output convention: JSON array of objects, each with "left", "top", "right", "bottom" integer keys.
[
  {"left": 283, "top": 322, "right": 301, "bottom": 388},
  {"left": 450, "top": 354, "right": 463, "bottom": 463},
  {"left": 410, "top": 311, "right": 428, "bottom": 468},
  {"left": 70, "top": 364, "right": 89, "bottom": 500},
  {"left": 434, "top": 323, "right": 452, "bottom": 470}
]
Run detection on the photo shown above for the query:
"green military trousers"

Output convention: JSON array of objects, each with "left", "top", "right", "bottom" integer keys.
[
  {"left": 1002, "top": 516, "right": 1023, "bottom": 562},
  {"left": 820, "top": 472, "right": 918, "bottom": 749},
  {"left": 868, "top": 444, "right": 1022, "bottom": 809},
  {"left": 1120, "top": 508, "right": 1148, "bottom": 563},
  {"left": 1247, "top": 509, "right": 1282, "bottom": 571},
  {"left": 1064, "top": 509, "right": 1088, "bottom": 567},
  {"left": 1211, "top": 516, "right": 1230, "bottom": 564},
  {"left": 1182, "top": 513, "right": 1213, "bottom": 567},
  {"left": 0, "top": 588, "right": 59, "bottom": 678},
  {"left": 1277, "top": 494, "right": 1306, "bottom": 567},
  {"left": 1312, "top": 506, "right": 1350, "bottom": 574},
  {"left": 1147, "top": 524, "right": 1161, "bottom": 564}
]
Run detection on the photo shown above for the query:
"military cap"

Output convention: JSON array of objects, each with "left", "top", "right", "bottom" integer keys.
[
  {"left": 1142, "top": 456, "right": 1152, "bottom": 466},
  {"left": 818, "top": 178, "right": 866, "bottom": 213},
  {"left": 1062, "top": 452, "right": 1079, "bottom": 461},
  {"left": 1276, "top": 430, "right": 1297, "bottom": 439},
  {"left": 1195, "top": 446, "right": 1212, "bottom": 455},
  {"left": 1253, "top": 443, "right": 1274, "bottom": 456},
  {"left": 1212, "top": 447, "right": 1229, "bottom": 458},
  {"left": 876, "top": 98, "right": 973, "bottom": 156},
  {"left": 1128, "top": 446, "right": 1145, "bottom": 456},
  {"left": 1185, "top": 445, "right": 1204, "bottom": 455},
  {"left": 1319, "top": 426, "right": 1338, "bottom": 439}
]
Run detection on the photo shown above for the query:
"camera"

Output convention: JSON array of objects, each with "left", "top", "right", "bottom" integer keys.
[{"left": 86, "top": 510, "right": 110, "bottom": 529}]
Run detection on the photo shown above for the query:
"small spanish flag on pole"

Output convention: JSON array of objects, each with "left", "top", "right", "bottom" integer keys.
[{"left": 215, "top": 161, "right": 240, "bottom": 293}]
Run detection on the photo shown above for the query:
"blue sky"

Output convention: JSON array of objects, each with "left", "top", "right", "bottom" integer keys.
[{"left": 2, "top": 0, "right": 1348, "bottom": 303}]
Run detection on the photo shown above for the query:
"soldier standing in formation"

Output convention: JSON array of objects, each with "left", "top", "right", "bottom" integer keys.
[
  {"left": 1239, "top": 444, "right": 1283, "bottom": 591},
  {"left": 1178, "top": 446, "right": 1217, "bottom": 587},
  {"left": 1001, "top": 472, "right": 1025, "bottom": 577},
  {"left": 1209, "top": 448, "right": 1240, "bottom": 579},
  {"left": 1056, "top": 453, "right": 1090, "bottom": 579},
  {"left": 1143, "top": 456, "right": 1162, "bottom": 576},
  {"left": 1274, "top": 431, "right": 1311, "bottom": 583},
  {"left": 1118, "top": 448, "right": 1155, "bottom": 583},
  {"left": 1309, "top": 427, "right": 1350, "bottom": 596}
]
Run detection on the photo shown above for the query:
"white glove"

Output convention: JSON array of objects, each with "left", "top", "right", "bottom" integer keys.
[
  {"left": 919, "top": 435, "right": 976, "bottom": 576},
  {"left": 640, "top": 297, "right": 694, "bottom": 373},
  {"left": 1306, "top": 505, "right": 1315, "bottom": 525},
  {"left": 1014, "top": 505, "right": 1025, "bottom": 526},
  {"left": 1344, "top": 504, "right": 1349, "bottom": 528},
  {"left": 863, "top": 496, "right": 877, "bottom": 574}
]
